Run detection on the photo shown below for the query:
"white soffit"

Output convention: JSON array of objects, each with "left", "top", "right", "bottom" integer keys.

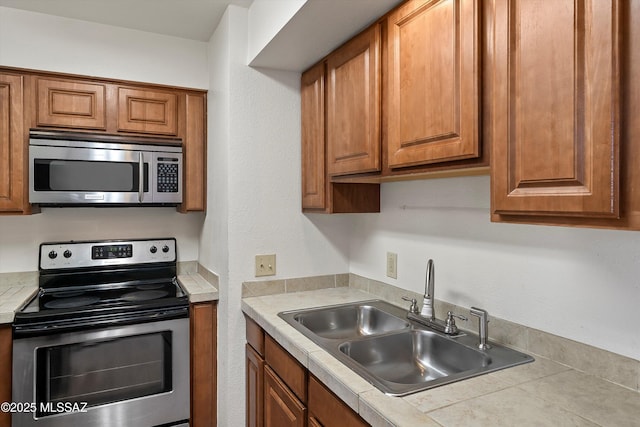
[{"left": 249, "top": 0, "right": 404, "bottom": 72}]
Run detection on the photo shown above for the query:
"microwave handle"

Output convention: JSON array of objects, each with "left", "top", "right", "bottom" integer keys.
[{"left": 138, "top": 152, "right": 144, "bottom": 202}]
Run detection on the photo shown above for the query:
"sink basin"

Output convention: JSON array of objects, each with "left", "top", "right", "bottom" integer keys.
[
  {"left": 291, "top": 302, "right": 410, "bottom": 340},
  {"left": 278, "top": 300, "right": 534, "bottom": 396},
  {"left": 339, "top": 329, "right": 490, "bottom": 385}
]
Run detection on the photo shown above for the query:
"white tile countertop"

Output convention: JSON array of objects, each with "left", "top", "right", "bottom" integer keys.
[
  {"left": 177, "top": 272, "right": 219, "bottom": 303},
  {"left": 241, "top": 287, "right": 640, "bottom": 427},
  {"left": 0, "top": 273, "right": 38, "bottom": 324}
]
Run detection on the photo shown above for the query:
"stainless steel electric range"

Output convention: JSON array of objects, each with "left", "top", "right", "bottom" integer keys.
[{"left": 12, "top": 238, "right": 190, "bottom": 427}]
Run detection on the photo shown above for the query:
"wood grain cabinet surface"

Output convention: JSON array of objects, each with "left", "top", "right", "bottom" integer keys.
[
  {"left": 326, "top": 24, "right": 381, "bottom": 177},
  {"left": 490, "top": 0, "right": 622, "bottom": 222},
  {"left": 190, "top": 302, "right": 218, "bottom": 427},
  {"left": 263, "top": 366, "right": 306, "bottom": 427},
  {"left": 386, "top": 0, "right": 480, "bottom": 169},
  {"left": 0, "top": 72, "right": 31, "bottom": 214},
  {"left": 36, "top": 77, "right": 107, "bottom": 130},
  {"left": 117, "top": 87, "right": 178, "bottom": 135},
  {"left": 301, "top": 62, "right": 326, "bottom": 210},
  {"left": 301, "top": 62, "right": 381, "bottom": 214}
]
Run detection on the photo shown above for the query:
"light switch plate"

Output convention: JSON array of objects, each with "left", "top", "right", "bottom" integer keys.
[
  {"left": 386, "top": 252, "right": 397, "bottom": 279},
  {"left": 255, "top": 254, "right": 276, "bottom": 277}
]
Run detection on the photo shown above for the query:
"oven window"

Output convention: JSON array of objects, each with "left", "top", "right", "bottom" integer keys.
[
  {"left": 33, "top": 159, "right": 149, "bottom": 192},
  {"left": 35, "top": 332, "right": 172, "bottom": 416}
]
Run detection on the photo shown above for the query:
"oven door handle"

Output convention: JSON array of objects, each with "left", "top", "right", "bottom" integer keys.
[
  {"left": 13, "top": 306, "right": 189, "bottom": 337},
  {"left": 138, "top": 152, "right": 145, "bottom": 202}
]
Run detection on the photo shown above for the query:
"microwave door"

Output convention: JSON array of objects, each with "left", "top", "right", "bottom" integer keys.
[{"left": 29, "top": 145, "right": 151, "bottom": 204}]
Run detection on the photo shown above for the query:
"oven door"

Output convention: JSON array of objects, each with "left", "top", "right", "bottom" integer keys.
[
  {"left": 12, "top": 317, "right": 189, "bottom": 427},
  {"left": 29, "top": 140, "right": 152, "bottom": 205}
]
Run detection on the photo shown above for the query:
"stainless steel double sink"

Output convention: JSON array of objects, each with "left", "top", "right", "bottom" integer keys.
[{"left": 278, "top": 300, "right": 533, "bottom": 396}]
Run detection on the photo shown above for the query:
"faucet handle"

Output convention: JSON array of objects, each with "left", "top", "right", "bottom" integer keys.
[
  {"left": 444, "top": 311, "right": 467, "bottom": 334},
  {"left": 402, "top": 296, "right": 419, "bottom": 314}
]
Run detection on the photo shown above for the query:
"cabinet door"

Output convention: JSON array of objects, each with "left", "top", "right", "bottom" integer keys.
[
  {"left": 246, "top": 344, "right": 265, "bottom": 427},
  {"left": 326, "top": 24, "right": 381, "bottom": 176},
  {"left": 0, "top": 73, "right": 26, "bottom": 212},
  {"left": 264, "top": 366, "right": 306, "bottom": 427},
  {"left": 301, "top": 62, "right": 326, "bottom": 210},
  {"left": 36, "top": 78, "right": 106, "bottom": 130},
  {"left": 117, "top": 87, "right": 178, "bottom": 135},
  {"left": 491, "top": 0, "right": 620, "bottom": 218},
  {"left": 308, "top": 375, "right": 368, "bottom": 427},
  {"left": 386, "top": 0, "right": 479, "bottom": 168},
  {"left": 190, "top": 302, "right": 217, "bottom": 427}
]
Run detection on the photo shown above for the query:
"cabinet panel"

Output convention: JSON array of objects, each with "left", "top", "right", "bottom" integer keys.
[
  {"left": 0, "top": 73, "right": 26, "bottom": 212},
  {"left": 180, "top": 93, "right": 206, "bottom": 212},
  {"left": 301, "top": 62, "right": 326, "bottom": 210},
  {"left": 246, "top": 344, "right": 265, "bottom": 427},
  {"left": 190, "top": 302, "right": 217, "bottom": 427},
  {"left": 386, "top": 0, "right": 480, "bottom": 168},
  {"left": 117, "top": 87, "right": 178, "bottom": 135},
  {"left": 326, "top": 24, "right": 381, "bottom": 176},
  {"left": 308, "top": 375, "right": 367, "bottom": 427},
  {"left": 491, "top": 0, "right": 620, "bottom": 218},
  {"left": 264, "top": 366, "right": 306, "bottom": 427},
  {"left": 36, "top": 78, "right": 106, "bottom": 130},
  {"left": 264, "top": 335, "right": 306, "bottom": 402}
]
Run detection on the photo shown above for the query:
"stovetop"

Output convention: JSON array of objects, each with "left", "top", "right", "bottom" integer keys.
[{"left": 13, "top": 238, "right": 189, "bottom": 336}]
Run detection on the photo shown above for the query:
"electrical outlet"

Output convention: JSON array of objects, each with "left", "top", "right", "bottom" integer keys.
[
  {"left": 386, "top": 252, "right": 397, "bottom": 279},
  {"left": 255, "top": 254, "right": 276, "bottom": 277}
]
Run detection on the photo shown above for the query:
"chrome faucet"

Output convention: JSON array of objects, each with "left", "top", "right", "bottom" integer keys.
[
  {"left": 421, "top": 259, "right": 435, "bottom": 319},
  {"left": 404, "top": 259, "right": 466, "bottom": 335}
]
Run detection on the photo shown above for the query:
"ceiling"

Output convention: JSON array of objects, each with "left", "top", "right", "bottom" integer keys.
[{"left": 0, "top": 0, "right": 251, "bottom": 41}]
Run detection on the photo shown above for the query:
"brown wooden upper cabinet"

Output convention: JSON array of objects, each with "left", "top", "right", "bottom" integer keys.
[
  {"left": 326, "top": 24, "right": 381, "bottom": 176},
  {"left": 490, "top": 0, "right": 620, "bottom": 220},
  {"left": 0, "top": 72, "right": 31, "bottom": 214},
  {"left": 301, "top": 62, "right": 326, "bottom": 210},
  {"left": 386, "top": 0, "right": 480, "bottom": 169},
  {"left": 117, "top": 87, "right": 178, "bottom": 135},
  {"left": 36, "top": 77, "right": 107, "bottom": 130}
]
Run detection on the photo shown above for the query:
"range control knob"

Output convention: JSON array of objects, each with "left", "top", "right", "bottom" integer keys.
[
  {"left": 162, "top": 245, "right": 170, "bottom": 253},
  {"left": 63, "top": 250, "right": 72, "bottom": 259},
  {"left": 150, "top": 246, "right": 158, "bottom": 254},
  {"left": 48, "top": 250, "right": 58, "bottom": 259}
]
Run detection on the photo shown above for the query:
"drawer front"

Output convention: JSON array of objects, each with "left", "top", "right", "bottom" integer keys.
[
  {"left": 308, "top": 375, "right": 368, "bottom": 427},
  {"left": 264, "top": 335, "right": 307, "bottom": 402}
]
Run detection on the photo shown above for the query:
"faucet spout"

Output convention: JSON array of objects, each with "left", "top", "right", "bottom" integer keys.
[{"left": 421, "top": 259, "right": 435, "bottom": 320}]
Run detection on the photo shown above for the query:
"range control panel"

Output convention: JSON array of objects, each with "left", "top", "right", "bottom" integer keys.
[{"left": 40, "top": 238, "right": 176, "bottom": 270}]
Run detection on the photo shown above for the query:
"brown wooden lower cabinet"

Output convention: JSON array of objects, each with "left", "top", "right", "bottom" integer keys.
[
  {"left": 245, "top": 316, "right": 369, "bottom": 427},
  {"left": 308, "top": 375, "right": 368, "bottom": 427},
  {"left": 191, "top": 301, "right": 218, "bottom": 427},
  {"left": 264, "top": 366, "right": 306, "bottom": 427},
  {"left": 0, "top": 325, "right": 11, "bottom": 427},
  {"left": 246, "top": 344, "right": 265, "bottom": 427}
]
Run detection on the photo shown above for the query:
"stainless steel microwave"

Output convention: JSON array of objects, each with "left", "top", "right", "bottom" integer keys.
[{"left": 29, "top": 131, "right": 183, "bottom": 206}]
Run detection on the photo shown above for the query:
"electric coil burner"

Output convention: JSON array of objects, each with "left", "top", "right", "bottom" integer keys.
[{"left": 12, "top": 238, "right": 190, "bottom": 427}]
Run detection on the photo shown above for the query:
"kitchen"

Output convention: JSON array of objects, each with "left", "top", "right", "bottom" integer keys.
[{"left": 1, "top": 1, "right": 639, "bottom": 426}]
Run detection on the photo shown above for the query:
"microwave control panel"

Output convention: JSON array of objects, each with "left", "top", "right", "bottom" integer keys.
[{"left": 157, "top": 159, "right": 179, "bottom": 193}]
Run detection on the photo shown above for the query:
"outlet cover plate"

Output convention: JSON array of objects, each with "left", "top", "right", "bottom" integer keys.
[
  {"left": 386, "top": 252, "right": 397, "bottom": 279},
  {"left": 255, "top": 254, "right": 276, "bottom": 277}
]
